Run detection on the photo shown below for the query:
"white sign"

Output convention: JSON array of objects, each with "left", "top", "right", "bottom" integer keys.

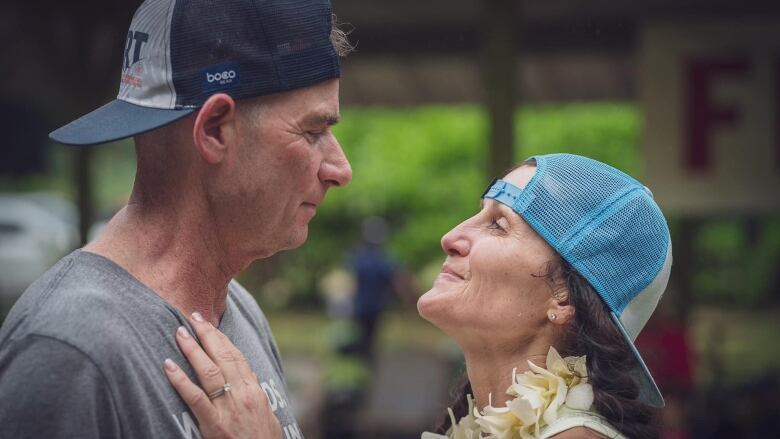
[{"left": 640, "top": 20, "right": 780, "bottom": 214}]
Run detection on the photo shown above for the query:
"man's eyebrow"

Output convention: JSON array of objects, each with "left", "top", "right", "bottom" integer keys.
[{"left": 302, "top": 113, "right": 340, "bottom": 127}]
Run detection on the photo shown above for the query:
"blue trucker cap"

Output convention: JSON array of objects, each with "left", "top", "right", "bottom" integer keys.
[
  {"left": 50, "top": 0, "right": 341, "bottom": 146},
  {"left": 483, "top": 153, "right": 672, "bottom": 408}
]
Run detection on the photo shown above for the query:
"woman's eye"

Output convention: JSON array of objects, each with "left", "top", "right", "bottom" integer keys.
[{"left": 488, "top": 218, "right": 506, "bottom": 232}]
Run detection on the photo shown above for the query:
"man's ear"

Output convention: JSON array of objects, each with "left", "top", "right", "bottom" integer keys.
[
  {"left": 192, "top": 93, "right": 238, "bottom": 164},
  {"left": 548, "top": 288, "right": 575, "bottom": 326}
]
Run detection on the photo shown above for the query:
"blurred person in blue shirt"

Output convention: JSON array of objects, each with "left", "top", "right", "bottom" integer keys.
[{"left": 347, "top": 216, "right": 398, "bottom": 360}]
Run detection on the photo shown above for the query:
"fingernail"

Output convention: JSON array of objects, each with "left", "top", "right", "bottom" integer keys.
[
  {"left": 164, "top": 359, "right": 178, "bottom": 372},
  {"left": 177, "top": 326, "right": 191, "bottom": 338},
  {"left": 192, "top": 312, "right": 204, "bottom": 322}
]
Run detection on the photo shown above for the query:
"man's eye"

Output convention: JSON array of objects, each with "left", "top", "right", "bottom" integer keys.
[{"left": 304, "top": 130, "right": 326, "bottom": 143}]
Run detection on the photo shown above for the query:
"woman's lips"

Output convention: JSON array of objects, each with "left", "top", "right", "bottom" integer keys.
[{"left": 440, "top": 264, "right": 464, "bottom": 281}]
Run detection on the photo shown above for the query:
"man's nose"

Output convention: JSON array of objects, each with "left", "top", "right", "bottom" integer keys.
[{"left": 320, "top": 136, "right": 352, "bottom": 188}]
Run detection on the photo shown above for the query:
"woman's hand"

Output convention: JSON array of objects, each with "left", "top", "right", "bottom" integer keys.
[{"left": 163, "top": 312, "right": 283, "bottom": 439}]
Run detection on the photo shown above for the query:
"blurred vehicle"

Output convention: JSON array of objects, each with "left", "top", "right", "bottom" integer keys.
[{"left": 0, "top": 193, "right": 79, "bottom": 316}]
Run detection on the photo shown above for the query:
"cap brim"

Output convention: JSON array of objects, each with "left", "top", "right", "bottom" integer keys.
[
  {"left": 49, "top": 99, "right": 196, "bottom": 146},
  {"left": 610, "top": 311, "right": 665, "bottom": 408}
]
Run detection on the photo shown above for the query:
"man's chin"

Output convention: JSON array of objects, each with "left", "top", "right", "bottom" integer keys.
[
  {"left": 284, "top": 225, "right": 309, "bottom": 250},
  {"left": 253, "top": 225, "right": 309, "bottom": 258}
]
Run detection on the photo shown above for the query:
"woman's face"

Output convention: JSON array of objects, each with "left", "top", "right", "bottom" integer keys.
[{"left": 417, "top": 165, "right": 561, "bottom": 347}]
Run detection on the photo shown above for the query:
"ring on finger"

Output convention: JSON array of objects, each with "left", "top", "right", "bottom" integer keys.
[{"left": 207, "top": 383, "right": 232, "bottom": 400}]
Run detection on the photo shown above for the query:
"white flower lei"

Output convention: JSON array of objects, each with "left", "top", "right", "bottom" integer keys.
[{"left": 422, "top": 347, "right": 594, "bottom": 439}]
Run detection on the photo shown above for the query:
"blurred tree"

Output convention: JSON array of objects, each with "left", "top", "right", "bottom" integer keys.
[
  {"left": 258, "top": 103, "right": 642, "bottom": 306},
  {"left": 0, "top": 0, "right": 139, "bottom": 244}
]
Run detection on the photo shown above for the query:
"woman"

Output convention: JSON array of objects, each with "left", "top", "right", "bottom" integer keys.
[{"left": 164, "top": 154, "right": 671, "bottom": 438}]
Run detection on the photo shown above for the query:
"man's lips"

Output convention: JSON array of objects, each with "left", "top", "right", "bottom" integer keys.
[
  {"left": 302, "top": 197, "right": 322, "bottom": 209},
  {"left": 301, "top": 202, "right": 319, "bottom": 217},
  {"left": 303, "top": 194, "right": 325, "bottom": 208}
]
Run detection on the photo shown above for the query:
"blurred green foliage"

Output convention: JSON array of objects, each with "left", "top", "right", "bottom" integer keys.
[
  {"left": 692, "top": 307, "right": 780, "bottom": 386},
  {"left": 277, "top": 103, "right": 643, "bottom": 304},
  {"left": 694, "top": 219, "right": 780, "bottom": 305},
  {"left": 2, "top": 103, "right": 777, "bottom": 308}
]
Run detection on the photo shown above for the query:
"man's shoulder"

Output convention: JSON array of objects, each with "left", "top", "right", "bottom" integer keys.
[{"left": 1, "top": 250, "right": 171, "bottom": 356}]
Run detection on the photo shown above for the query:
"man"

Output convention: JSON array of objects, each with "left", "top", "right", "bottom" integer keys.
[{"left": 0, "top": 0, "right": 351, "bottom": 437}]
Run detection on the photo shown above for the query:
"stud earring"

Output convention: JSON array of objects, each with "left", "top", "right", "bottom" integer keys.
[{"left": 549, "top": 313, "right": 557, "bottom": 321}]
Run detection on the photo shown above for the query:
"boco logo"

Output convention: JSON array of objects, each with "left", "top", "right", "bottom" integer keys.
[
  {"left": 206, "top": 70, "right": 237, "bottom": 83},
  {"left": 201, "top": 63, "right": 240, "bottom": 91}
]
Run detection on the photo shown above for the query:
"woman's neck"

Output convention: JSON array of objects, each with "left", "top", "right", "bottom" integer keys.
[{"left": 462, "top": 340, "right": 554, "bottom": 409}]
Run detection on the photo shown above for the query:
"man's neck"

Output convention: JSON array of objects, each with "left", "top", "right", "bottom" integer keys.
[{"left": 84, "top": 203, "right": 243, "bottom": 326}]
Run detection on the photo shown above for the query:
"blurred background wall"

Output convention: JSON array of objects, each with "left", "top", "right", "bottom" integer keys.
[{"left": 1, "top": 1, "right": 779, "bottom": 438}]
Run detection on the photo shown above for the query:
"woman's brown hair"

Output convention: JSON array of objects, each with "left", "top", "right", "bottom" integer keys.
[{"left": 433, "top": 257, "right": 660, "bottom": 438}]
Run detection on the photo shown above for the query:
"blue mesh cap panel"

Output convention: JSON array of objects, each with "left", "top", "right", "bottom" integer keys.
[
  {"left": 170, "top": 0, "right": 339, "bottom": 108},
  {"left": 567, "top": 193, "right": 670, "bottom": 313},
  {"left": 515, "top": 154, "right": 669, "bottom": 314},
  {"left": 518, "top": 154, "right": 644, "bottom": 250},
  {"left": 493, "top": 153, "right": 671, "bottom": 409}
]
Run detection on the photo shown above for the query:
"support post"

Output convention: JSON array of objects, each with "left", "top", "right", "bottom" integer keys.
[
  {"left": 75, "top": 147, "right": 94, "bottom": 246},
  {"left": 484, "top": 0, "right": 518, "bottom": 179}
]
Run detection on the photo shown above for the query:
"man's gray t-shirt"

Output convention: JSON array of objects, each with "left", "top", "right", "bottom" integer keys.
[{"left": 0, "top": 250, "right": 303, "bottom": 439}]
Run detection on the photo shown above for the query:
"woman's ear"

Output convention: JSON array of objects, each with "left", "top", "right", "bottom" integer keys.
[
  {"left": 548, "top": 288, "right": 575, "bottom": 326},
  {"left": 192, "top": 93, "right": 238, "bottom": 164}
]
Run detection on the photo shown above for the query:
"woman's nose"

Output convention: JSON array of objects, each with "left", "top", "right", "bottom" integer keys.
[{"left": 441, "top": 225, "right": 470, "bottom": 257}]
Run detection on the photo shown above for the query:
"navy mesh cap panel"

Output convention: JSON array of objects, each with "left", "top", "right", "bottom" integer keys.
[
  {"left": 267, "top": 0, "right": 340, "bottom": 88},
  {"left": 170, "top": 0, "right": 339, "bottom": 108},
  {"left": 49, "top": 0, "right": 342, "bottom": 145}
]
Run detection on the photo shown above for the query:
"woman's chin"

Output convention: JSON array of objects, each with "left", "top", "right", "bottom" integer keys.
[{"left": 416, "top": 284, "right": 459, "bottom": 322}]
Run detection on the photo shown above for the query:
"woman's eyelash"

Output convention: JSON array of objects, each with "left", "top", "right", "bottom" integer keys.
[{"left": 488, "top": 218, "right": 505, "bottom": 231}]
